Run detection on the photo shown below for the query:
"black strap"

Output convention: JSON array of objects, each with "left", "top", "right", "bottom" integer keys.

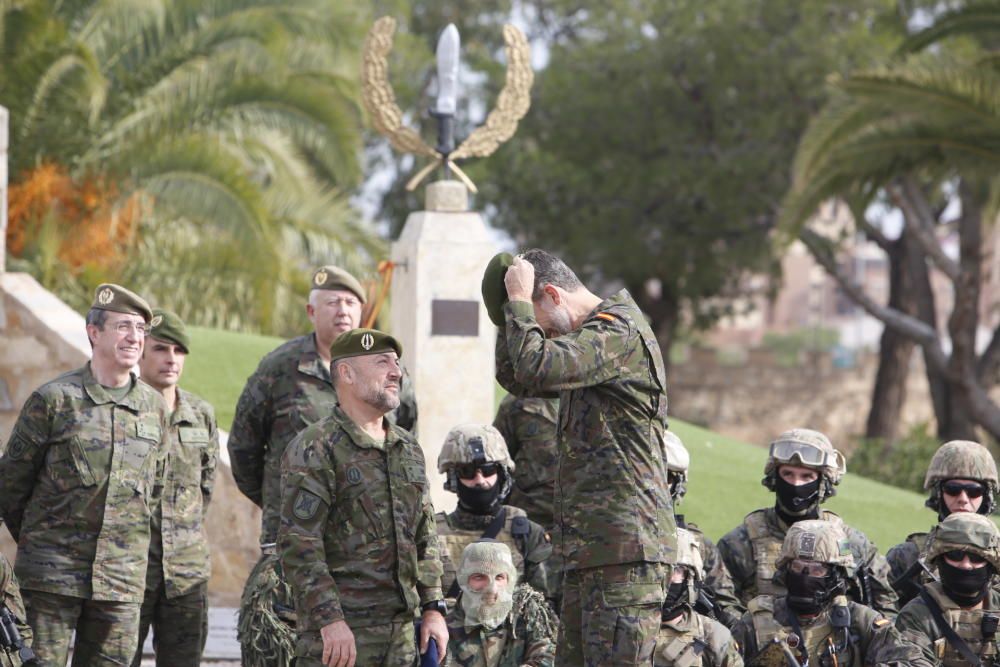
[
  {"left": 920, "top": 588, "right": 983, "bottom": 667},
  {"left": 446, "top": 508, "right": 508, "bottom": 599},
  {"left": 786, "top": 608, "right": 810, "bottom": 667}
]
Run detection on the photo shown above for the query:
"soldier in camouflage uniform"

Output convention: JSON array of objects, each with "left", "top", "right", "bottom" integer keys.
[
  {"left": 0, "top": 284, "right": 169, "bottom": 666},
  {"left": 655, "top": 527, "right": 743, "bottom": 666},
  {"left": 278, "top": 329, "right": 447, "bottom": 666},
  {"left": 435, "top": 424, "right": 554, "bottom": 610},
  {"left": 731, "top": 521, "right": 889, "bottom": 667},
  {"left": 492, "top": 394, "right": 559, "bottom": 531},
  {"left": 133, "top": 309, "right": 219, "bottom": 667},
  {"left": 886, "top": 440, "right": 998, "bottom": 607},
  {"left": 873, "top": 512, "right": 1000, "bottom": 666},
  {"left": 444, "top": 540, "right": 556, "bottom": 667},
  {"left": 228, "top": 265, "right": 418, "bottom": 665},
  {"left": 664, "top": 430, "right": 744, "bottom": 628},
  {"left": 489, "top": 249, "right": 675, "bottom": 666},
  {"left": 717, "top": 429, "right": 898, "bottom": 616},
  {"left": 0, "top": 552, "right": 34, "bottom": 666}
]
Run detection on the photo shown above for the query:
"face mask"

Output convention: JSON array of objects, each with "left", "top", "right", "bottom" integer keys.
[
  {"left": 661, "top": 580, "right": 688, "bottom": 621},
  {"left": 457, "top": 481, "right": 503, "bottom": 515},
  {"left": 460, "top": 575, "right": 514, "bottom": 630},
  {"left": 458, "top": 542, "right": 518, "bottom": 630},
  {"left": 786, "top": 570, "right": 839, "bottom": 615},
  {"left": 939, "top": 560, "right": 993, "bottom": 608},
  {"left": 775, "top": 477, "right": 821, "bottom": 524}
]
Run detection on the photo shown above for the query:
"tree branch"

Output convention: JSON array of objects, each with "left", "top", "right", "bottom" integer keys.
[
  {"left": 977, "top": 327, "right": 1000, "bottom": 388},
  {"left": 891, "top": 177, "right": 961, "bottom": 282},
  {"left": 800, "top": 227, "right": 949, "bottom": 373},
  {"left": 856, "top": 216, "right": 893, "bottom": 254}
]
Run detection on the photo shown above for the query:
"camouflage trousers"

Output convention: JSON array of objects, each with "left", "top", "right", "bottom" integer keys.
[
  {"left": 294, "top": 619, "right": 416, "bottom": 666},
  {"left": 23, "top": 589, "right": 140, "bottom": 667},
  {"left": 556, "top": 561, "right": 668, "bottom": 667},
  {"left": 130, "top": 580, "right": 208, "bottom": 667}
]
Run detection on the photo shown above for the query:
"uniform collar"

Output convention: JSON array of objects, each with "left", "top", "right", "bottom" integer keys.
[
  {"left": 297, "top": 334, "right": 332, "bottom": 383},
  {"left": 82, "top": 362, "right": 142, "bottom": 411},
  {"left": 333, "top": 405, "right": 404, "bottom": 450}
]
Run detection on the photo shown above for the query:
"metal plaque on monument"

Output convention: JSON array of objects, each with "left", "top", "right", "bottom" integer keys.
[{"left": 362, "top": 17, "right": 532, "bottom": 510}]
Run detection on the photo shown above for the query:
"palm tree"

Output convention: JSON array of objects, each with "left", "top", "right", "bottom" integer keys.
[
  {"left": 779, "top": 1, "right": 1000, "bottom": 441},
  {"left": 1, "top": 0, "right": 381, "bottom": 334}
]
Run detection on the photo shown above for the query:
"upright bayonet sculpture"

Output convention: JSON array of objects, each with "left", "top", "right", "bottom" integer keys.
[{"left": 361, "top": 17, "right": 533, "bottom": 193}]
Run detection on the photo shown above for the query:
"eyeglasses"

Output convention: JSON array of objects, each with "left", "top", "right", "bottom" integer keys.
[
  {"left": 942, "top": 481, "right": 986, "bottom": 499},
  {"left": 113, "top": 322, "right": 149, "bottom": 337},
  {"left": 455, "top": 462, "right": 500, "bottom": 479},
  {"left": 943, "top": 550, "right": 987, "bottom": 565},
  {"left": 788, "top": 559, "right": 830, "bottom": 577},
  {"left": 769, "top": 439, "right": 845, "bottom": 473}
]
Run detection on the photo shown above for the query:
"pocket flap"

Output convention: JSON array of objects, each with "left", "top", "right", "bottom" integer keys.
[
  {"left": 179, "top": 427, "right": 210, "bottom": 446},
  {"left": 601, "top": 582, "right": 663, "bottom": 608}
]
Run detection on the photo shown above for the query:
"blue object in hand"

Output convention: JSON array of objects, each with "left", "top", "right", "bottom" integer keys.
[{"left": 420, "top": 637, "right": 440, "bottom": 667}]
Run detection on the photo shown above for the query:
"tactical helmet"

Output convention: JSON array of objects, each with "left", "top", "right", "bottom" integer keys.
[
  {"left": 663, "top": 430, "right": 690, "bottom": 502},
  {"left": 762, "top": 428, "right": 846, "bottom": 502},
  {"left": 438, "top": 423, "right": 515, "bottom": 497},
  {"left": 672, "top": 528, "right": 704, "bottom": 608},
  {"left": 925, "top": 512, "right": 1000, "bottom": 572},
  {"left": 775, "top": 519, "right": 856, "bottom": 577},
  {"left": 924, "top": 440, "right": 999, "bottom": 517}
]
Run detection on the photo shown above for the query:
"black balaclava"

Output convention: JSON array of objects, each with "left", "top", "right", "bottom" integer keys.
[
  {"left": 775, "top": 477, "right": 822, "bottom": 526},
  {"left": 456, "top": 471, "right": 505, "bottom": 515},
  {"left": 939, "top": 560, "right": 994, "bottom": 608},
  {"left": 662, "top": 571, "right": 691, "bottom": 622},
  {"left": 786, "top": 570, "right": 843, "bottom": 616}
]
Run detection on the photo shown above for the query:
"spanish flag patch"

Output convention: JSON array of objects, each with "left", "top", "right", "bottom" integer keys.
[{"left": 595, "top": 312, "right": 616, "bottom": 323}]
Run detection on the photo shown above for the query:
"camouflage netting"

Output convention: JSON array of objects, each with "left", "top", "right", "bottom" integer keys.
[{"left": 238, "top": 552, "right": 296, "bottom": 667}]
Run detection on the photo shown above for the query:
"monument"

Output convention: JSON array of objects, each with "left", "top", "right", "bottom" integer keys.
[{"left": 361, "top": 18, "right": 533, "bottom": 510}]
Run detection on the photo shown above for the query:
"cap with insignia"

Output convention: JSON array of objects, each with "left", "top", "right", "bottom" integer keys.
[
  {"left": 481, "top": 252, "right": 514, "bottom": 327},
  {"left": 91, "top": 283, "right": 153, "bottom": 323},
  {"left": 329, "top": 328, "right": 402, "bottom": 363},
  {"left": 311, "top": 265, "right": 367, "bottom": 304},
  {"left": 149, "top": 308, "right": 190, "bottom": 353}
]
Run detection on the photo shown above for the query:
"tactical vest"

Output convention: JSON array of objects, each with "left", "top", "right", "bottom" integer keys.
[
  {"left": 747, "top": 595, "right": 860, "bottom": 667},
  {"left": 744, "top": 510, "right": 846, "bottom": 598},
  {"left": 925, "top": 584, "right": 1000, "bottom": 667},
  {"left": 437, "top": 508, "right": 530, "bottom": 605},
  {"left": 656, "top": 611, "right": 711, "bottom": 667}
]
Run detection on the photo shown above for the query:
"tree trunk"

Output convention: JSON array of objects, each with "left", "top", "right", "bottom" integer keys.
[{"left": 631, "top": 280, "right": 681, "bottom": 378}]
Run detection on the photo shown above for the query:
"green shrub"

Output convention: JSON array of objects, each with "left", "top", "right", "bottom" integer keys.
[{"left": 849, "top": 423, "right": 941, "bottom": 494}]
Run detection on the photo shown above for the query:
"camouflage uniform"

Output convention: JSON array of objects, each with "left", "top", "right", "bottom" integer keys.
[
  {"left": 496, "top": 290, "right": 675, "bottom": 666},
  {"left": 730, "top": 521, "right": 889, "bottom": 667},
  {"left": 873, "top": 513, "right": 1000, "bottom": 666},
  {"left": 0, "top": 553, "right": 33, "bottom": 667},
  {"left": 0, "top": 363, "right": 168, "bottom": 666},
  {"left": 277, "top": 406, "right": 442, "bottom": 666},
  {"left": 445, "top": 584, "right": 557, "bottom": 667},
  {"left": 133, "top": 388, "right": 218, "bottom": 667},
  {"left": 656, "top": 528, "right": 743, "bottom": 667},
  {"left": 492, "top": 394, "right": 559, "bottom": 530},
  {"left": 717, "top": 429, "right": 897, "bottom": 616},
  {"left": 886, "top": 440, "right": 999, "bottom": 608}
]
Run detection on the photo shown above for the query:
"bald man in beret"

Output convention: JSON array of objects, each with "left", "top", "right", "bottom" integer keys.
[
  {"left": 0, "top": 283, "right": 170, "bottom": 665},
  {"left": 279, "top": 329, "right": 446, "bottom": 667}
]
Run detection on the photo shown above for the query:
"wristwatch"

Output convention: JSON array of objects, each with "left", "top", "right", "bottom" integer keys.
[{"left": 421, "top": 599, "right": 447, "bottom": 616}]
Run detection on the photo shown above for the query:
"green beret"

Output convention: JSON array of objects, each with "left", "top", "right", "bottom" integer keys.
[
  {"left": 311, "top": 265, "right": 367, "bottom": 304},
  {"left": 329, "top": 328, "right": 402, "bottom": 363},
  {"left": 91, "top": 283, "right": 153, "bottom": 323},
  {"left": 149, "top": 309, "right": 190, "bottom": 353},
  {"left": 481, "top": 252, "right": 514, "bottom": 327}
]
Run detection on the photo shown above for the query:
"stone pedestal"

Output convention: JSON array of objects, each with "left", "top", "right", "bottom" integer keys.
[{"left": 390, "top": 181, "right": 497, "bottom": 512}]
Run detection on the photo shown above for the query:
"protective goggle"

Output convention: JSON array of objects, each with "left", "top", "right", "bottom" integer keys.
[
  {"left": 788, "top": 559, "right": 830, "bottom": 577},
  {"left": 943, "top": 550, "right": 988, "bottom": 565},
  {"left": 769, "top": 439, "right": 846, "bottom": 474},
  {"left": 455, "top": 462, "right": 500, "bottom": 480},
  {"left": 942, "top": 481, "right": 986, "bottom": 499}
]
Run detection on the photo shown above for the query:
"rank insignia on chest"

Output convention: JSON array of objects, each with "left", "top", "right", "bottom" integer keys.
[{"left": 293, "top": 490, "right": 322, "bottom": 520}]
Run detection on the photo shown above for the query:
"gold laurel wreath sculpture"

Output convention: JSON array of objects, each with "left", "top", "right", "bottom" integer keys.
[{"left": 361, "top": 16, "right": 533, "bottom": 193}]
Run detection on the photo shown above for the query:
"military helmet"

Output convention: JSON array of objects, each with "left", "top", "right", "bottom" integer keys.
[
  {"left": 663, "top": 430, "right": 689, "bottom": 502},
  {"left": 438, "top": 423, "right": 515, "bottom": 495},
  {"left": 924, "top": 440, "right": 999, "bottom": 517},
  {"left": 674, "top": 528, "right": 704, "bottom": 607},
  {"left": 775, "top": 520, "right": 856, "bottom": 577},
  {"left": 762, "top": 428, "right": 846, "bottom": 501},
  {"left": 925, "top": 512, "right": 1000, "bottom": 571}
]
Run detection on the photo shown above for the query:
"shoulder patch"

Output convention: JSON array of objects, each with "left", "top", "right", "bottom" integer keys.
[
  {"left": 874, "top": 618, "right": 890, "bottom": 628},
  {"left": 292, "top": 489, "right": 322, "bottom": 520}
]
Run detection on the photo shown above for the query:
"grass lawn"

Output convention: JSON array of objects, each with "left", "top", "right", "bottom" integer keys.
[{"left": 184, "top": 326, "right": 936, "bottom": 550}]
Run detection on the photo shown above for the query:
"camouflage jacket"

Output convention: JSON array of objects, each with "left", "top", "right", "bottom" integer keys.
[
  {"left": 277, "top": 406, "right": 441, "bottom": 631},
  {"left": 148, "top": 388, "right": 219, "bottom": 598},
  {"left": 731, "top": 595, "right": 887, "bottom": 667},
  {"left": 229, "top": 333, "right": 417, "bottom": 545},
  {"left": 492, "top": 394, "right": 559, "bottom": 530},
  {"left": 0, "top": 552, "right": 32, "bottom": 667},
  {"left": 872, "top": 582, "right": 1000, "bottom": 666},
  {"left": 717, "top": 508, "right": 898, "bottom": 616},
  {"left": 681, "top": 517, "right": 746, "bottom": 628},
  {"left": 655, "top": 607, "right": 743, "bottom": 667},
  {"left": 444, "top": 584, "right": 556, "bottom": 667},
  {"left": 436, "top": 505, "right": 553, "bottom": 608},
  {"left": 0, "top": 364, "right": 168, "bottom": 602},
  {"left": 495, "top": 291, "right": 675, "bottom": 570}
]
